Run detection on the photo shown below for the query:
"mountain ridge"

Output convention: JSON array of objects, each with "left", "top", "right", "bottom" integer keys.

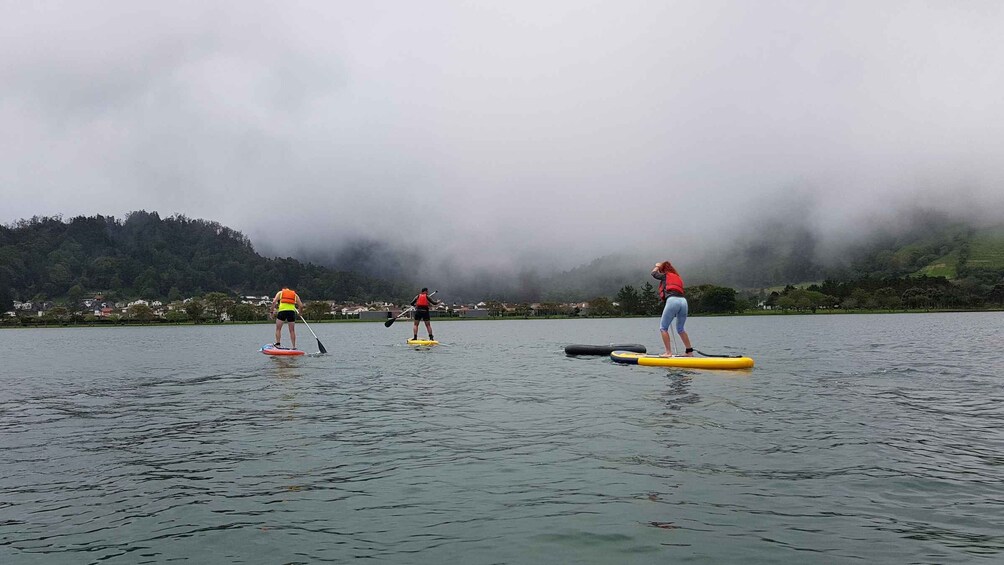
[
  {"left": 2, "top": 210, "right": 1002, "bottom": 310},
  {"left": 0, "top": 211, "right": 405, "bottom": 308}
]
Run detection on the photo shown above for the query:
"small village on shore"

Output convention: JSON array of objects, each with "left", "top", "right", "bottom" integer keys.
[
  {"left": 6, "top": 281, "right": 1001, "bottom": 327},
  {"left": 4, "top": 293, "right": 603, "bottom": 325}
]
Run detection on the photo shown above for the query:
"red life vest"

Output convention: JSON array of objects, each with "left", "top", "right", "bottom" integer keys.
[
  {"left": 280, "top": 288, "right": 297, "bottom": 304},
  {"left": 416, "top": 292, "right": 430, "bottom": 307},
  {"left": 659, "top": 273, "right": 685, "bottom": 300}
]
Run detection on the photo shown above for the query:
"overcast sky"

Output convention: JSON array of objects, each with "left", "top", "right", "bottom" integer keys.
[{"left": 2, "top": 1, "right": 1002, "bottom": 271}]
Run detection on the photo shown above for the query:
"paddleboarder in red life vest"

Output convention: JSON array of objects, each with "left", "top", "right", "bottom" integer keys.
[
  {"left": 410, "top": 287, "right": 440, "bottom": 341},
  {"left": 652, "top": 261, "right": 694, "bottom": 356},
  {"left": 270, "top": 287, "right": 304, "bottom": 349}
]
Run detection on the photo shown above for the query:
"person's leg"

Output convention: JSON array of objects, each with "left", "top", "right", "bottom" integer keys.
[
  {"left": 676, "top": 299, "right": 693, "bottom": 355},
  {"left": 679, "top": 331, "right": 692, "bottom": 354},
  {"left": 425, "top": 320, "right": 433, "bottom": 339},
  {"left": 660, "top": 329, "right": 673, "bottom": 356},
  {"left": 275, "top": 319, "right": 283, "bottom": 345},
  {"left": 289, "top": 322, "right": 297, "bottom": 349},
  {"left": 659, "top": 300, "right": 678, "bottom": 356},
  {"left": 413, "top": 319, "right": 419, "bottom": 340}
]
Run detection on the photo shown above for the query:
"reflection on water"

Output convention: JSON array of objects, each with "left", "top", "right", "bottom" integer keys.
[
  {"left": 660, "top": 374, "right": 699, "bottom": 411},
  {"left": 1, "top": 313, "right": 1002, "bottom": 564}
]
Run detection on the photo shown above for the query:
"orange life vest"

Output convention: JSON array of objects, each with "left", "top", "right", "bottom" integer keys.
[
  {"left": 416, "top": 292, "right": 430, "bottom": 307},
  {"left": 659, "top": 273, "right": 685, "bottom": 300},
  {"left": 280, "top": 288, "right": 297, "bottom": 304}
]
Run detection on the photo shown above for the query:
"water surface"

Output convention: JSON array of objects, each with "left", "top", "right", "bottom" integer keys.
[{"left": 2, "top": 313, "right": 1002, "bottom": 563}]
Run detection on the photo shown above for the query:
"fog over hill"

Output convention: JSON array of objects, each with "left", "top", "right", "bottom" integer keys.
[
  {"left": 1, "top": 204, "right": 1000, "bottom": 306},
  {"left": 296, "top": 203, "right": 1004, "bottom": 302},
  {"left": 2, "top": 1, "right": 1003, "bottom": 298}
]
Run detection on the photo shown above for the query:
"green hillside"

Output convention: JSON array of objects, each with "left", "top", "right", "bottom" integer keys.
[
  {"left": 916, "top": 254, "right": 958, "bottom": 278},
  {"left": 966, "top": 228, "right": 1004, "bottom": 268},
  {"left": 695, "top": 209, "right": 1004, "bottom": 291},
  {"left": 0, "top": 212, "right": 404, "bottom": 306},
  {"left": 915, "top": 226, "right": 1004, "bottom": 279}
]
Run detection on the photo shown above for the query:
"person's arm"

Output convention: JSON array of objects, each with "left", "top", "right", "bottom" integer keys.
[
  {"left": 410, "top": 295, "right": 418, "bottom": 306},
  {"left": 295, "top": 295, "right": 304, "bottom": 311}
]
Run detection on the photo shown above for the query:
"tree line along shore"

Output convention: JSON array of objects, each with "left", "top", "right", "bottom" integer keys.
[{"left": 4, "top": 275, "right": 1001, "bottom": 328}]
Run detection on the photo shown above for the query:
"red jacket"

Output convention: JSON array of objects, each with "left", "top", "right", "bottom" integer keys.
[{"left": 657, "top": 273, "right": 685, "bottom": 300}]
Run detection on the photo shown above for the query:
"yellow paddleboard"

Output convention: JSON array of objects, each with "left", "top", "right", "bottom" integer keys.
[{"left": 610, "top": 350, "right": 754, "bottom": 370}]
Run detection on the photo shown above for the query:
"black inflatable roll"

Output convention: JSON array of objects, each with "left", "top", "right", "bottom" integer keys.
[{"left": 564, "top": 343, "right": 647, "bottom": 356}]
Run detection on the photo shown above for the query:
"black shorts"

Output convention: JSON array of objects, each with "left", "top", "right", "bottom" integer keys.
[
  {"left": 276, "top": 310, "right": 296, "bottom": 322},
  {"left": 413, "top": 308, "right": 431, "bottom": 321}
]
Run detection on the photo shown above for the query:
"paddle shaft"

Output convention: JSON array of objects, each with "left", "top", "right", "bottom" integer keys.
[{"left": 297, "top": 314, "right": 327, "bottom": 354}]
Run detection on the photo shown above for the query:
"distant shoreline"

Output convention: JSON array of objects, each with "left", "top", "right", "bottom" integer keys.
[{"left": 2, "top": 307, "right": 1001, "bottom": 329}]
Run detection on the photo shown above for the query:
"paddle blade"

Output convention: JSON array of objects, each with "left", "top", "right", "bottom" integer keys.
[
  {"left": 317, "top": 339, "right": 327, "bottom": 354},
  {"left": 384, "top": 318, "right": 396, "bottom": 327}
]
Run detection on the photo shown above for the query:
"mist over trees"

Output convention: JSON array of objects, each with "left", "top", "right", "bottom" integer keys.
[
  {"left": 2, "top": 209, "right": 1002, "bottom": 314},
  {"left": 309, "top": 207, "right": 1004, "bottom": 305},
  {"left": 701, "top": 209, "right": 1004, "bottom": 289}
]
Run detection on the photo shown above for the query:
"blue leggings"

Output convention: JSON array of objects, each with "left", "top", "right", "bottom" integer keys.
[{"left": 659, "top": 296, "right": 688, "bottom": 333}]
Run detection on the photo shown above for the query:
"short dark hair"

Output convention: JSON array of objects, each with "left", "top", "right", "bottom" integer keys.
[{"left": 421, "top": 287, "right": 428, "bottom": 292}]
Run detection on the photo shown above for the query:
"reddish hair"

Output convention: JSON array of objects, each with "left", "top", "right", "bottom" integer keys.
[{"left": 659, "top": 261, "right": 678, "bottom": 275}]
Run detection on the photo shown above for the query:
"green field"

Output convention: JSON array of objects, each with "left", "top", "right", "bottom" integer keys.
[
  {"left": 916, "top": 251, "right": 959, "bottom": 278},
  {"left": 915, "top": 226, "right": 1004, "bottom": 278},
  {"left": 968, "top": 227, "right": 1004, "bottom": 269}
]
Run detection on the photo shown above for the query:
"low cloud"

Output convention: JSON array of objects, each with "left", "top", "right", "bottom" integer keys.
[{"left": 2, "top": 1, "right": 1002, "bottom": 278}]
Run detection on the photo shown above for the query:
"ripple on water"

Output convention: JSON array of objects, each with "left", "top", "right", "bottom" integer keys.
[{"left": 1, "top": 315, "right": 1003, "bottom": 563}]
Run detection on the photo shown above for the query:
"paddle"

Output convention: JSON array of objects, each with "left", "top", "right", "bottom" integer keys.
[
  {"left": 297, "top": 313, "right": 327, "bottom": 354},
  {"left": 384, "top": 306, "right": 413, "bottom": 327},
  {"left": 385, "top": 290, "right": 438, "bottom": 328}
]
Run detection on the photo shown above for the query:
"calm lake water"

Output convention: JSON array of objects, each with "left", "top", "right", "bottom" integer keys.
[{"left": 2, "top": 313, "right": 1002, "bottom": 564}]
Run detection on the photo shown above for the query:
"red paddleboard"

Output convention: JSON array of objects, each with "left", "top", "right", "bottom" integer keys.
[{"left": 261, "top": 344, "right": 305, "bottom": 356}]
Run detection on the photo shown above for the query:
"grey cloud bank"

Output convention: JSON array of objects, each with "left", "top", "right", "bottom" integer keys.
[{"left": 2, "top": 1, "right": 1002, "bottom": 275}]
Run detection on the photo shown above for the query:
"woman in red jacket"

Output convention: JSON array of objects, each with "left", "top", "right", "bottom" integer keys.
[{"left": 651, "top": 261, "right": 694, "bottom": 356}]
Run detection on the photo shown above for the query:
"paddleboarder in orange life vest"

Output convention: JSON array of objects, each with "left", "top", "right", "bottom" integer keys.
[
  {"left": 652, "top": 261, "right": 694, "bottom": 356},
  {"left": 410, "top": 288, "right": 440, "bottom": 341},
  {"left": 270, "top": 287, "right": 304, "bottom": 349}
]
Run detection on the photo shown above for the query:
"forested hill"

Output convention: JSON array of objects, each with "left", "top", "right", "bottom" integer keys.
[
  {"left": 526, "top": 215, "right": 1004, "bottom": 302},
  {"left": 0, "top": 211, "right": 402, "bottom": 305},
  {"left": 698, "top": 214, "right": 1004, "bottom": 289},
  {"left": 3, "top": 210, "right": 1001, "bottom": 310}
]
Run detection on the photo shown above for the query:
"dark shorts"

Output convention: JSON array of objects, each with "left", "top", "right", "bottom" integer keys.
[
  {"left": 276, "top": 310, "right": 296, "bottom": 322},
  {"left": 413, "top": 308, "right": 431, "bottom": 321}
]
